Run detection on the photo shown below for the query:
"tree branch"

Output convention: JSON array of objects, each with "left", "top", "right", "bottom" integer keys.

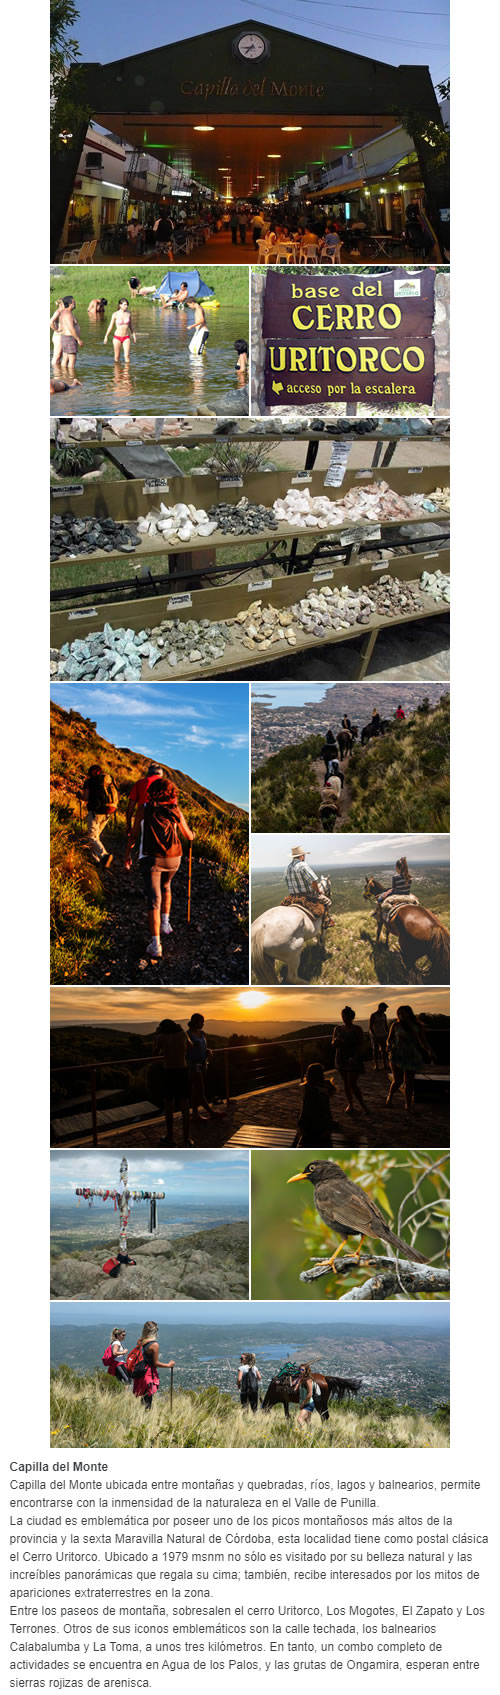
[{"left": 299, "top": 1253, "right": 450, "bottom": 1300}]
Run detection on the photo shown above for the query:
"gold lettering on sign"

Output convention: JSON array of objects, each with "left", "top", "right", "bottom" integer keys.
[{"left": 178, "top": 78, "right": 325, "bottom": 98}]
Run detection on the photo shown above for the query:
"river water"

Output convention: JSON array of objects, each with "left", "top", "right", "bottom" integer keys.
[{"left": 50, "top": 301, "right": 247, "bottom": 415}]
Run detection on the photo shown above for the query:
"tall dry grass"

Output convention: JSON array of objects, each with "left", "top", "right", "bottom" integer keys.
[{"left": 50, "top": 1370, "right": 449, "bottom": 1450}]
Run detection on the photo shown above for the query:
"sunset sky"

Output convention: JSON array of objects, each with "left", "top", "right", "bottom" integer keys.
[{"left": 51, "top": 984, "right": 449, "bottom": 1034}]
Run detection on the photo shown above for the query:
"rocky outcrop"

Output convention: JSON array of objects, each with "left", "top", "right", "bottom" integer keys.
[{"left": 50, "top": 1221, "right": 249, "bottom": 1302}]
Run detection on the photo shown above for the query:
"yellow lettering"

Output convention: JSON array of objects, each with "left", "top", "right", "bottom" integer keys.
[
  {"left": 354, "top": 304, "right": 375, "bottom": 329},
  {"left": 336, "top": 347, "right": 357, "bottom": 372},
  {"left": 289, "top": 346, "right": 309, "bottom": 371},
  {"left": 180, "top": 80, "right": 193, "bottom": 94},
  {"left": 316, "top": 304, "right": 334, "bottom": 331},
  {"left": 291, "top": 284, "right": 303, "bottom": 299},
  {"left": 379, "top": 304, "right": 401, "bottom": 329},
  {"left": 403, "top": 347, "right": 425, "bottom": 371},
  {"left": 291, "top": 306, "right": 314, "bottom": 330},
  {"left": 358, "top": 345, "right": 379, "bottom": 372},
  {"left": 335, "top": 304, "right": 355, "bottom": 329},
  {"left": 270, "top": 346, "right": 286, "bottom": 371},
  {"left": 380, "top": 347, "right": 402, "bottom": 372}
]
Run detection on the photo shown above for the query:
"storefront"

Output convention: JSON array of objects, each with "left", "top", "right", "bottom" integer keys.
[{"left": 51, "top": 18, "right": 447, "bottom": 255}]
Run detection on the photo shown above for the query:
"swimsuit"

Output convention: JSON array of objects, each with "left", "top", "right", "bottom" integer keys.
[
  {"left": 60, "top": 335, "right": 78, "bottom": 355},
  {"left": 114, "top": 331, "right": 131, "bottom": 343}
]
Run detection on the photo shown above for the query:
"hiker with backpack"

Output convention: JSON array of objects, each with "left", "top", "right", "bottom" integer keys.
[
  {"left": 124, "top": 777, "right": 194, "bottom": 961},
  {"left": 102, "top": 1327, "right": 131, "bottom": 1384},
  {"left": 81, "top": 765, "right": 118, "bottom": 867},
  {"left": 126, "top": 763, "right": 162, "bottom": 832},
  {"left": 238, "top": 1353, "right": 262, "bottom": 1413},
  {"left": 127, "top": 1320, "right": 175, "bottom": 1412},
  {"left": 296, "top": 1362, "right": 317, "bottom": 1430}
]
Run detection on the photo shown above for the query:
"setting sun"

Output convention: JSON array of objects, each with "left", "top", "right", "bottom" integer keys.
[{"left": 238, "top": 991, "right": 270, "bottom": 1010}]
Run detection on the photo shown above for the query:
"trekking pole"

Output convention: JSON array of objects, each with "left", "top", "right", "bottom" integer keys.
[
  {"left": 187, "top": 843, "right": 193, "bottom": 924},
  {"left": 79, "top": 798, "right": 82, "bottom": 832},
  {"left": 170, "top": 1366, "right": 174, "bottom": 1411}
]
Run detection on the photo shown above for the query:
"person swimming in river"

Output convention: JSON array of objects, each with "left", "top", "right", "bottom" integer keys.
[
  {"left": 103, "top": 299, "right": 136, "bottom": 363},
  {"left": 187, "top": 298, "right": 209, "bottom": 356},
  {"left": 50, "top": 296, "right": 83, "bottom": 379},
  {"left": 234, "top": 338, "right": 248, "bottom": 379}
]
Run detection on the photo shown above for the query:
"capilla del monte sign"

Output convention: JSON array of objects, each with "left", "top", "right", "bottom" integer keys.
[{"left": 263, "top": 269, "right": 436, "bottom": 407}]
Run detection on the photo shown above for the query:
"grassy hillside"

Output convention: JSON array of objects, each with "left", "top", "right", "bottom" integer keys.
[
  {"left": 252, "top": 734, "right": 325, "bottom": 832},
  {"left": 303, "top": 906, "right": 451, "bottom": 986},
  {"left": 251, "top": 698, "right": 450, "bottom": 834},
  {"left": 50, "top": 266, "right": 248, "bottom": 312},
  {"left": 50, "top": 701, "right": 248, "bottom": 982},
  {"left": 347, "top": 695, "right": 450, "bottom": 832},
  {"left": 50, "top": 1369, "right": 449, "bottom": 1449}
]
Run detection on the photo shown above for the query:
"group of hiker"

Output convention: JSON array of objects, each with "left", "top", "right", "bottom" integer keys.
[
  {"left": 79, "top": 761, "right": 194, "bottom": 961},
  {"left": 102, "top": 1320, "right": 174, "bottom": 1411},
  {"left": 102, "top": 1331, "right": 317, "bottom": 1429},
  {"left": 294, "top": 1002, "right": 437, "bottom": 1142}
]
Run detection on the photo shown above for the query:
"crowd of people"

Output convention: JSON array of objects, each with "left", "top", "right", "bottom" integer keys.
[{"left": 96, "top": 195, "right": 435, "bottom": 262}]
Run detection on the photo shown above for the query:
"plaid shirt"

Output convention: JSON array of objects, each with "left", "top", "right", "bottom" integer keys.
[{"left": 285, "top": 859, "right": 317, "bottom": 895}]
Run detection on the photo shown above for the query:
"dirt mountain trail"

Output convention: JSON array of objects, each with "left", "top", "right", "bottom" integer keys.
[
  {"left": 312, "top": 756, "right": 352, "bottom": 831},
  {"left": 78, "top": 834, "right": 248, "bottom": 985}
]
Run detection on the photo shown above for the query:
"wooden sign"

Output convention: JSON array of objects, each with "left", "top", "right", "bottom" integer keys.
[
  {"left": 262, "top": 268, "right": 435, "bottom": 339},
  {"left": 264, "top": 337, "right": 435, "bottom": 406}
]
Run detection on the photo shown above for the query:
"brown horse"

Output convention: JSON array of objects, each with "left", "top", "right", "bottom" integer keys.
[
  {"left": 261, "top": 1371, "right": 362, "bottom": 1421},
  {"left": 364, "top": 875, "right": 450, "bottom": 983}
]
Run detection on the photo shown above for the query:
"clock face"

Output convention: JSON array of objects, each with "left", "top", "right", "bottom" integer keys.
[{"left": 234, "top": 31, "right": 268, "bottom": 60}]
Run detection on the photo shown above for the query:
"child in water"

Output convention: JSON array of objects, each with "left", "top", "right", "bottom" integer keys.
[
  {"left": 234, "top": 338, "right": 248, "bottom": 379},
  {"left": 187, "top": 299, "right": 209, "bottom": 356},
  {"left": 104, "top": 299, "right": 136, "bottom": 363}
]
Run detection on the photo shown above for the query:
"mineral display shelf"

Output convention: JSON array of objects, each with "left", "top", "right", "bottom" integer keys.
[
  {"left": 50, "top": 546, "right": 450, "bottom": 681},
  {"left": 50, "top": 420, "right": 449, "bottom": 447},
  {"left": 50, "top": 466, "right": 450, "bottom": 571}
]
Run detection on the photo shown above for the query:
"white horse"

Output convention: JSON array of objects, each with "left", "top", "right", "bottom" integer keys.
[
  {"left": 324, "top": 774, "right": 342, "bottom": 805},
  {"left": 251, "top": 876, "right": 331, "bottom": 984}
]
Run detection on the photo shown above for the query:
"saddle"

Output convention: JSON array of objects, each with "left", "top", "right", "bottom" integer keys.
[
  {"left": 282, "top": 894, "right": 327, "bottom": 922},
  {"left": 380, "top": 893, "right": 419, "bottom": 920}
]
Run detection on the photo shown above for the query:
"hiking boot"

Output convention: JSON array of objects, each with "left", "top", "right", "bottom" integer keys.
[
  {"left": 146, "top": 937, "right": 162, "bottom": 960},
  {"left": 161, "top": 916, "right": 173, "bottom": 936}
]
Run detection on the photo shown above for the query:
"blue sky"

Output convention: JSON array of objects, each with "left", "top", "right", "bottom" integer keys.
[
  {"left": 50, "top": 682, "right": 249, "bottom": 808},
  {"left": 50, "top": 1148, "right": 249, "bottom": 1205},
  {"left": 51, "top": 1298, "right": 449, "bottom": 1331},
  {"left": 75, "top": 1, "right": 449, "bottom": 89},
  {"left": 252, "top": 830, "right": 449, "bottom": 869}
]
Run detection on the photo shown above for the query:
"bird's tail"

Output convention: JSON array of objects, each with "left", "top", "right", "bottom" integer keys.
[{"left": 382, "top": 1228, "right": 427, "bottom": 1264}]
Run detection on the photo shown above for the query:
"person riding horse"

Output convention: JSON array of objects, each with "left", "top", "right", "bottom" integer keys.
[
  {"left": 321, "top": 730, "right": 338, "bottom": 775},
  {"left": 375, "top": 855, "right": 413, "bottom": 913},
  {"left": 283, "top": 846, "right": 330, "bottom": 931}
]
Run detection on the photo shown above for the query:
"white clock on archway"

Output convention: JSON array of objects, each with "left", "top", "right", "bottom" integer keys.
[{"left": 233, "top": 31, "right": 270, "bottom": 61}]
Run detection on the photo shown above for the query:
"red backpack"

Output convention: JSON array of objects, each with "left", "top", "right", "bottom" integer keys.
[{"left": 125, "top": 1343, "right": 147, "bottom": 1378}]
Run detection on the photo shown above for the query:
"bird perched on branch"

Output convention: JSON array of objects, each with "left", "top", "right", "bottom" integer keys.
[{"left": 288, "top": 1159, "right": 427, "bottom": 1271}]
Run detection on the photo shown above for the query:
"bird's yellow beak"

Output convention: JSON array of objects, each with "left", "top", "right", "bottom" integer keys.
[{"left": 287, "top": 1172, "right": 308, "bottom": 1184}]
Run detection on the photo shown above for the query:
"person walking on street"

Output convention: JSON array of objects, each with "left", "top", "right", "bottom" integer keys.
[{"left": 81, "top": 764, "right": 118, "bottom": 866}]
